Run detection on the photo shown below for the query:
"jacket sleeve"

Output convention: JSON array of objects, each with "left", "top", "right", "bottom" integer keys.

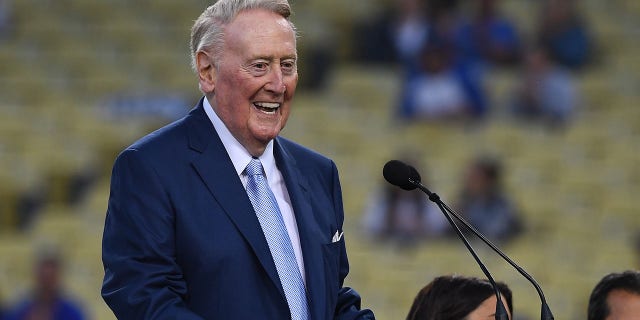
[
  {"left": 101, "top": 149, "right": 204, "bottom": 320},
  {"left": 330, "top": 161, "right": 376, "bottom": 320}
]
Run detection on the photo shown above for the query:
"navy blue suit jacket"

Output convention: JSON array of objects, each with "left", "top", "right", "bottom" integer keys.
[{"left": 102, "top": 100, "right": 374, "bottom": 320}]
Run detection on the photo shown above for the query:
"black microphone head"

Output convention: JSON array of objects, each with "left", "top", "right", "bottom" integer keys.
[
  {"left": 383, "top": 160, "right": 421, "bottom": 190},
  {"left": 408, "top": 165, "right": 422, "bottom": 184}
]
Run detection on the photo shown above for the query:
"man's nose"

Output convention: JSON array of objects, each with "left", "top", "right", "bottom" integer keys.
[{"left": 265, "top": 66, "right": 286, "bottom": 94}]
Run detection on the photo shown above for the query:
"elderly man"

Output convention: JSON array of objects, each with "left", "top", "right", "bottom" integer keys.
[
  {"left": 101, "top": 0, "right": 375, "bottom": 319},
  {"left": 588, "top": 270, "right": 640, "bottom": 320}
]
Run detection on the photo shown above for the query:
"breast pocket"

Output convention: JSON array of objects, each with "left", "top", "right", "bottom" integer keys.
[{"left": 322, "top": 239, "right": 342, "bottom": 312}]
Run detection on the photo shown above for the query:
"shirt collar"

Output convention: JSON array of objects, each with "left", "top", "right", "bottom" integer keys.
[{"left": 203, "top": 97, "right": 277, "bottom": 179}]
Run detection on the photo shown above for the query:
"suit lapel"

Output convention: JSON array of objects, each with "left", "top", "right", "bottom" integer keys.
[
  {"left": 186, "top": 101, "right": 285, "bottom": 300},
  {"left": 274, "top": 138, "right": 327, "bottom": 320}
]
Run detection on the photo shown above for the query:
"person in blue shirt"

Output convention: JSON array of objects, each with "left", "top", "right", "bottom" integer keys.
[
  {"left": 456, "top": 156, "right": 522, "bottom": 242},
  {"left": 5, "top": 249, "right": 85, "bottom": 320},
  {"left": 536, "top": 0, "right": 593, "bottom": 70},
  {"left": 454, "top": 0, "right": 522, "bottom": 68},
  {"left": 398, "top": 37, "right": 488, "bottom": 121}
]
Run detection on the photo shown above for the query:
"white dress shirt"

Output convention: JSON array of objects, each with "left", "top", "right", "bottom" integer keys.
[{"left": 203, "top": 98, "right": 306, "bottom": 281}]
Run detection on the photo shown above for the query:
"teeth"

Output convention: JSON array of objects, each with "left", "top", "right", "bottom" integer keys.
[{"left": 254, "top": 102, "right": 280, "bottom": 109}]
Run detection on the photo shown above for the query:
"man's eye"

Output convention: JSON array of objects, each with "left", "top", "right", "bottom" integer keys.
[
  {"left": 281, "top": 61, "right": 296, "bottom": 73},
  {"left": 253, "top": 63, "right": 268, "bottom": 70}
]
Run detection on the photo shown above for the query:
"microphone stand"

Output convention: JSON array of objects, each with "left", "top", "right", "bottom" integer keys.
[
  {"left": 433, "top": 200, "right": 509, "bottom": 320},
  {"left": 409, "top": 178, "right": 554, "bottom": 320}
]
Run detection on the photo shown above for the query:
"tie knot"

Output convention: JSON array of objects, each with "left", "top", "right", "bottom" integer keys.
[{"left": 245, "top": 158, "right": 264, "bottom": 176}]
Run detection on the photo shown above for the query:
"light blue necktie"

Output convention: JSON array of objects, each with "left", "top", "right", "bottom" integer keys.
[{"left": 245, "top": 158, "right": 309, "bottom": 320}]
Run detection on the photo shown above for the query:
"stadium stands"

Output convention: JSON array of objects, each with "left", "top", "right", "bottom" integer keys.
[{"left": 0, "top": 0, "right": 637, "bottom": 319}]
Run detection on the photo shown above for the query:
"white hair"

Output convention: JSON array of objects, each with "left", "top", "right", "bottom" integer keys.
[{"left": 190, "top": 0, "right": 295, "bottom": 71}]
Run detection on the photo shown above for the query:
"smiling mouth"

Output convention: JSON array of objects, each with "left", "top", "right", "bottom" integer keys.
[{"left": 253, "top": 102, "right": 281, "bottom": 114}]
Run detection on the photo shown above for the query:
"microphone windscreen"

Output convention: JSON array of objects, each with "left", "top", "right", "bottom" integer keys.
[
  {"left": 383, "top": 160, "right": 419, "bottom": 190},
  {"left": 408, "top": 165, "right": 422, "bottom": 184}
]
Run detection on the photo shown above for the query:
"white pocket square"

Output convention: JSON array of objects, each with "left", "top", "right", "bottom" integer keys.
[{"left": 332, "top": 230, "right": 344, "bottom": 243}]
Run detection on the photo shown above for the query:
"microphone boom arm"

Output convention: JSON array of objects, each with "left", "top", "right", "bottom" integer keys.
[
  {"left": 433, "top": 199, "right": 510, "bottom": 320},
  {"left": 409, "top": 178, "right": 554, "bottom": 320}
]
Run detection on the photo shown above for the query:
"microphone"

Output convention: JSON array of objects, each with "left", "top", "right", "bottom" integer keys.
[
  {"left": 383, "top": 160, "right": 420, "bottom": 191},
  {"left": 383, "top": 160, "right": 554, "bottom": 320},
  {"left": 385, "top": 160, "right": 508, "bottom": 320}
]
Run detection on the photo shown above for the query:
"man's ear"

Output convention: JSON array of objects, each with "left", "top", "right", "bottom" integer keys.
[{"left": 196, "top": 51, "right": 216, "bottom": 93}]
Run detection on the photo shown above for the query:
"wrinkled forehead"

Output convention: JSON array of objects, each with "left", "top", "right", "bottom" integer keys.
[
  {"left": 223, "top": 9, "right": 297, "bottom": 49},
  {"left": 226, "top": 8, "right": 296, "bottom": 37}
]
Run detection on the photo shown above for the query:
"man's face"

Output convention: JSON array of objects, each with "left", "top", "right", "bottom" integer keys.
[
  {"left": 36, "top": 259, "right": 60, "bottom": 299},
  {"left": 606, "top": 289, "right": 640, "bottom": 320},
  {"left": 206, "top": 9, "right": 298, "bottom": 156}
]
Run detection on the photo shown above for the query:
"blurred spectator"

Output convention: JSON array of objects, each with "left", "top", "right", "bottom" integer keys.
[
  {"left": 334, "top": 0, "right": 496, "bottom": 119},
  {"left": 454, "top": 0, "right": 522, "bottom": 67},
  {"left": 456, "top": 156, "right": 522, "bottom": 242},
  {"left": 536, "top": 0, "right": 593, "bottom": 70},
  {"left": 351, "top": 0, "right": 460, "bottom": 67},
  {"left": 350, "top": 3, "right": 396, "bottom": 64},
  {"left": 0, "top": 0, "right": 12, "bottom": 39},
  {"left": 390, "top": 0, "right": 488, "bottom": 122},
  {"left": 398, "top": 38, "right": 486, "bottom": 121},
  {"left": 5, "top": 248, "right": 85, "bottom": 320},
  {"left": 393, "top": 0, "right": 431, "bottom": 72},
  {"left": 393, "top": 0, "right": 464, "bottom": 75},
  {"left": 363, "top": 159, "right": 448, "bottom": 246},
  {"left": 351, "top": 0, "right": 460, "bottom": 66},
  {"left": 510, "top": 47, "right": 578, "bottom": 128},
  {"left": 407, "top": 275, "right": 513, "bottom": 320},
  {"left": 588, "top": 270, "right": 640, "bottom": 320}
]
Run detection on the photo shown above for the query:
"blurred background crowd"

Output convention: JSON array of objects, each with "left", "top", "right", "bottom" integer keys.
[{"left": 0, "top": 0, "right": 638, "bottom": 319}]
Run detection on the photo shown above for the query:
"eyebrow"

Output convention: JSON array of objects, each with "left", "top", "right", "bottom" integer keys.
[{"left": 248, "top": 54, "right": 297, "bottom": 61}]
